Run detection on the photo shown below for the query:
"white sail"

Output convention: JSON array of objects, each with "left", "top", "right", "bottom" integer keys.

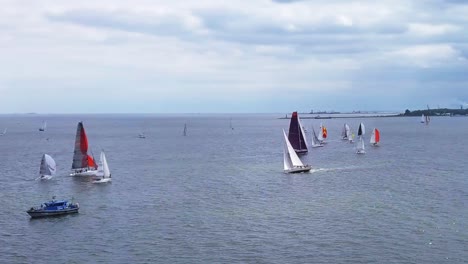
[
  {"left": 421, "top": 114, "right": 425, "bottom": 123},
  {"left": 358, "top": 123, "right": 365, "bottom": 136},
  {"left": 311, "top": 128, "right": 323, "bottom": 147},
  {"left": 39, "top": 121, "right": 47, "bottom": 131},
  {"left": 345, "top": 124, "right": 351, "bottom": 139},
  {"left": 100, "top": 152, "right": 111, "bottom": 178},
  {"left": 357, "top": 137, "right": 365, "bottom": 153},
  {"left": 318, "top": 123, "right": 324, "bottom": 141},
  {"left": 283, "top": 129, "right": 304, "bottom": 167},
  {"left": 40, "top": 154, "right": 56, "bottom": 176},
  {"left": 183, "top": 123, "right": 187, "bottom": 136},
  {"left": 370, "top": 129, "right": 376, "bottom": 144},
  {"left": 283, "top": 144, "right": 292, "bottom": 171},
  {"left": 297, "top": 117, "right": 309, "bottom": 149}
]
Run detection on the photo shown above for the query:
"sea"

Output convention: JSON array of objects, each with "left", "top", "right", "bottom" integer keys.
[{"left": 0, "top": 114, "right": 466, "bottom": 263}]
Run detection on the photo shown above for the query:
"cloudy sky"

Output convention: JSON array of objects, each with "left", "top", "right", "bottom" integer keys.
[{"left": 1, "top": 0, "right": 467, "bottom": 113}]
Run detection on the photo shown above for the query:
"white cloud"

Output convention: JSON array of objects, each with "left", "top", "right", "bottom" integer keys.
[
  {"left": 407, "top": 23, "right": 460, "bottom": 36},
  {"left": 0, "top": 0, "right": 467, "bottom": 112}
]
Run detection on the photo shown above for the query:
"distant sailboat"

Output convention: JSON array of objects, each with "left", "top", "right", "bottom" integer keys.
[
  {"left": 283, "top": 129, "right": 311, "bottom": 173},
  {"left": 288, "top": 112, "right": 308, "bottom": 154},
  {"left": 425, "top": 115, "right": 430, "bottom": 125},
  {"left": 138, "top": 132, "right": 146, "bottom": 138},
  {"left": 370, "top": 128, "right": 380, "bottom": 146},
  {"left": 311, "top": 128, "right": 324, "bottom": 148},
  {"left": 70, "top": 122, "right": 98, "bottom": 176},
  {"left": 183, "top": 123, "right": 187, "bottom": 136},
  {"left": 317, "top": 123, "right": 328, "bottom": 144},
  {"left": 0, "top": 128, "right": 7, "bottom": 136},
  {"left": 341, "top": 123, "right": 350, "bottom": 140},
  {"left": 94, "top": 151, "right": 111, "bottom": 183},
  {"left": 357, "top": 136, "right": 366, "bottom": 154},
  {"left": 230, "top": 118, "right": 234, "bottom": 130},
  {"left": 420, "top": 114, "right": 425, "bottom": 124},
  {"left": 38, "top": 154, "right": 56, "bottom": 180},
  {"left": 356, "top": 122, "right": 366, "bottom": 154},
  {"left": 39, "top": 121, "right": 47, "bottom": 132}
]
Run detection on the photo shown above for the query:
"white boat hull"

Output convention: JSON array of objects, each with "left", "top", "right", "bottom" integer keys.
[
  {"left": 284, "top": 165, "right": 312, "bottom": 173},
  {"left": 39, "top": 175, "right": 53, "bottom": 180},
  {"left": 70, "top": 169, "right": 98, "bottom": 177},
  {"left": 356, "top": 150, "right": 366, "bottom": 154},
  {"left": 93, "top": 178, "right": 112, "bottom": 184}
]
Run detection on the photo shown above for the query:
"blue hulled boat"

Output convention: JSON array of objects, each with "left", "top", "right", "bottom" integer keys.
[{"left": 27, "top": 197, "right": 79, "bottom": 218}]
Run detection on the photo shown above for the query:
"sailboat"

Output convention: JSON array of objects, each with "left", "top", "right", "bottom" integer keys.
[
  {"left": 356, "top": 136, "right": 366, "bottom": 154},
  {"left": 341, "top": 123, "right": 350, "bottom": 140},
  {"left": 0, "top": 128, "right": 7, "bottom": 136},
  {"left": 425, "top": 115, "right": 430, "bottom": 125},
  {"left": 183, "top": 123, "right": 187, "bottom": 136},
  {"left": 287, "top": 112, "right": 308, "bottom": 154},
  {"left": 420, "top": 114, "right": 425, "bottom": 124},
  {"left": 39, "top": 121, "right": 47, "bottom": 132},
  {"left": 311, "top": 128, "right": 324, "bottom": 148},
  {"left": 38, "top": 154, "right": 56, "bottom": 180},
  {"left": 70, "top": 122, "right": 98, "bottom": 176},
  {"left": 317, "top": 123, "right": 328, "bottom": 144},
  {"left": 370, "top": 128, "right": 380, "bottom": 146},
  {"left": 229, "top": 118, "right": 234, "bottom": 130},
  {"left": 356, "top": 122, "right": 366, "bottom": 154},
  {"left": 138, "top": 132, "right": 146, "bottom": 139},
  {"left": 283, "top": 129, "right": 311, "bottom": 173},
  {"left": 94, "top": 151, "right": 111, "bottom": 183}
]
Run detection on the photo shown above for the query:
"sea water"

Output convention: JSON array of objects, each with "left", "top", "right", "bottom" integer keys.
[{"left": 0, "top": 114, "right": 466, "bottom": 263}]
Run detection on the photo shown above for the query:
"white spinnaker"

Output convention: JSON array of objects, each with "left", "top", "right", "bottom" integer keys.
[{"left": 40, "top": 154, "right": 56, "bottom": 176}]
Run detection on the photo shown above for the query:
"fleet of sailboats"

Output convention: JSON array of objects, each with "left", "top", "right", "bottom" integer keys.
[
  {"left": 70, "top": 122, "right": 98, "bottom": 176},
  {"left": 18, "top": 113, "right": 388, "bottom": 180},
  {"left": 288, "top": 112, "right": 308, "bottom": 154},
  {"left": 38, "top": 154, "right": 56, "bottom": 180},
  {"left": 283, "top": 129, "right": 311, "bottom": 173}
]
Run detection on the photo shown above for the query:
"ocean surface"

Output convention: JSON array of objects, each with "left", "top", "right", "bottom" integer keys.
[{"left": 0, "top": 114, "right": 466, "bottom": 263}]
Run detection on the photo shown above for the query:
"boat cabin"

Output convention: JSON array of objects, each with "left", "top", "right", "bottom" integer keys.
[{"left": 42, "top": 200, "right": 69, "bottom": 210}]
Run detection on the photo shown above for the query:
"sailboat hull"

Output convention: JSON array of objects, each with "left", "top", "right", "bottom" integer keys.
[
  {"left": 93, "top": 178, "right": 112, "bottom": 183},
  {"left": 285, "top": 165, "right": 312, "bottom": 173},
  {"left": 356, "top": 150, "right": 366, "bottom": 154},
  {"left": 70, "top": 169, "right": 98, "bottom": 177}
]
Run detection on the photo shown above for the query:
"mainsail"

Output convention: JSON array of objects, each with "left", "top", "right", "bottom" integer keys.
[
  {"left": 100, "top": 151, "right": 111, "bottom": 178},
  {"left": 40, "top": 154, "right": 56, "bottom": 176},
  {"left": 421, "top": 114, "right": 425, "bottom": 123},
  {"left": 311, "top": 128, "right": 323, "bottom": 147},
  {"left": 288, "top": 112, "right": 308, "bottom": 153},
  {"left": 72, "top": 122, "right": 97, "bottom": 170}
]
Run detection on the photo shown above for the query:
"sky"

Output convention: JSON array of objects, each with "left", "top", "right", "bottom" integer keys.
[{"left": 1, "top": 0, "right": 468, "bottom": 113}]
